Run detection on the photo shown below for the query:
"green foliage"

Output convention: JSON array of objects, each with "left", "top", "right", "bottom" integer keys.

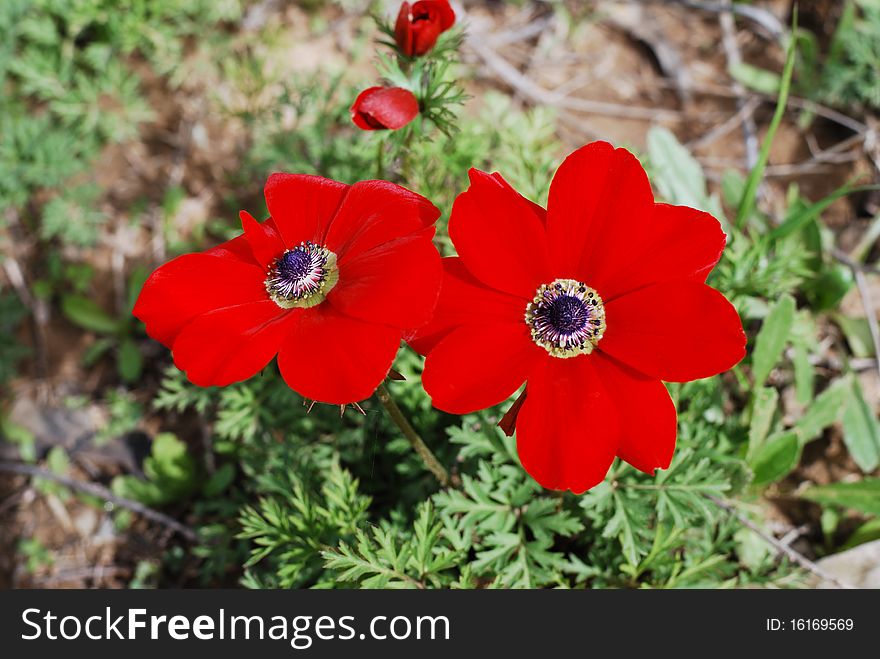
[
  {"left": 802, "top": 479, "right": 880, "bottom": 516},
  {"left": 239, "top": 462, "right": 371, "bottom": 589},
  {"left": 18, "top": 538, "right": 53, "bottom": 574},
  {"left": 0, "top": 290, "right": 29, "bottom": 387},
  {"left": 800, "top": 0, "right": 880, "bottom": 110},
  {"left": 112, "top": 433, "right": 197, "bottom": 506},
  {"left": 751, "top": 294, "right": 796, "bottom": 387},
  {"left": 62, "top": 268, "right": 147, "bottom": 383},
  {"left": 9, "top": 0, "right": 877, "bottom": 590}
]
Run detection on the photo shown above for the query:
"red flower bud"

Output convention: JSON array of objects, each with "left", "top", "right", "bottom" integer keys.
[
  {"left": 394, "top": 1, "right": 456, "bottom": 57},
  {"left": 350, "top": 86, "right": 419, "bottom": 131}
]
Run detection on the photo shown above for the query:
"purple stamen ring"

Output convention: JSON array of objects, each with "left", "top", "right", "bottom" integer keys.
[
  {"left": 265, "top": 241, "right": 338, "bottom": 309},
  {"left": 525, "top": 278, "right": 606, "bottom": 358}
]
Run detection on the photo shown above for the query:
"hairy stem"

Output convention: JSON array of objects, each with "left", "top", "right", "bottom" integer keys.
[{"left": 376, "top": 383, "right": 450, "bottom": 487}]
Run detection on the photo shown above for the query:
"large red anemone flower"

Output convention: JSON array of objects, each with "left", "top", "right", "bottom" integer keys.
[
  {"left": 412, "top": 141, "right": 746, "bottom": 493},
  {"left": 134, "top": 174, "right": 441, "bottom": 404},
  {"left": 351, "top": 86, "right": 419, "bottom": 131},
  {"left": 394, "top": 0, "right": 456, "bottom": 57}
]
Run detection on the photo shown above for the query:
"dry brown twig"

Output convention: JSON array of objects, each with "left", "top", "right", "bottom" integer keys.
[
  {"left": 0, "top": 461, "right": 199, "bottom": 543},
  {"left": 705, "top": 495, "right": 856, "bottom": 589},
  {"left": 463, "top": 9, "right": 685, "bottom": 123},
  {"left": 718, "top": 0, "right": 760, "bottom": 170}
]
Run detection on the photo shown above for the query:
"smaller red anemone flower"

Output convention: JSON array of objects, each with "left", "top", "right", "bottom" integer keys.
[
  {"left": 411, "top": 141, "right": 746, "bottom": 493},
  {"left": 394, "top": 1, "right": 456, "bottom": 57},
  {"left": 351, "top": 86, "right": 419, "bottom": 131},
  {"left": 134, "top": 174, "right": 442, "bottom": 405}
]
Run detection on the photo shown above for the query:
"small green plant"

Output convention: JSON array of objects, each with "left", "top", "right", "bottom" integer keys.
[
  {"left": 62, "top": 267, "right": 149, "bottom": 383},
  {"left": 112, "top": 433, "right": 198, "bottom": 507}
]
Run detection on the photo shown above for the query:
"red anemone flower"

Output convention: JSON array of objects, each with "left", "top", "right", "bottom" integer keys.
[
  {"left": 411, "top": 141, "right": 746, "bottom": 493},
  {"left": 134, "top": 174, "right": 441, "bottom": 404},
  {"left": 394, "top": 1, "right": 456, "bottom": 57},
  {"left": 351, "top": 86, "right": 419, "bottom": 131}
]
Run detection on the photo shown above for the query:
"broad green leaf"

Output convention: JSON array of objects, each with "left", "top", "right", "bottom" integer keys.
[
  {"left": 806, "top": 264, "right": 853, "bottom": 311},
  {"left": 751, "top": 294, "right": 795, "bottom": 387},
  {"left": 792, "top": 342, "right": 814, "bottom": 405},
  {"left": 792, "top": 375, "right": 851, "bottom": 444},
  {"left": 790, "top": 310, "right": 817, "bottom": 404},
  {"left": 750, "top": 431, "right": 801, "bottom": 486},
  {"left": 62, "top": 295, "right": 121, "bottom": 334},
  {"left": 117, "top": 338, "right": 143, "bottom": 383},
  {"left": 841, "top": 376, "right": 880, "bottom": 472},
  {"left": 721, "top": 169, "right": 746, "bottom": 208},
  {"left": 802, "top": 479, "right": 880, "bottom": 516},
  {"left": 842, "top": 518, "right": 880, "bottom": 551},
  {"left": 729, "top": 62, "right": 781, "bottom": 95},
  {"left": 747, "top": 387, "right": 779, "bottom": 460},
  {"left": 646, "top": 126, "right": 721, "bottom": 219},
  {"left": 82, "top": 337, "right": 114, "bottom": 367},
  {"left": 832, "top": 313, "right": 876, "bottom": 358}
]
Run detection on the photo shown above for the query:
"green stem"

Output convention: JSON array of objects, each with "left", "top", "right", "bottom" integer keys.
[
  {"left": 376, "top": 383, "right": 450, "bottom": 487},
  {"left": 734, "top": 11, "right": 797, "bottom": 231}
]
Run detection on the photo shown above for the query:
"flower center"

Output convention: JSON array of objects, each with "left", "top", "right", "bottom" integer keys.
[
  {"left": 525, "top": 278, "right": 606, "bottom": 358},
  {"left": 265, "top": 241, "right": 338, "bottom": 309}
]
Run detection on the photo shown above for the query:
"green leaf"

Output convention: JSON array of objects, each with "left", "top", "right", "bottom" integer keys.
[
  {"left": 203, "top": 463, "right": 236, "bottom": 497},
  {"left": 792, "top": 342, "right": 814, "bottom": 404},
  {"left": 82, "top": 337, "right": 114, "bottom": 367},
  {"left": 747, "top": 386, "right": 779, "bottom": 460},
  {"left": 806, "top": 263, "right": 853, "bottom": 311},
  {"left": 832, "top": 313, "right": 876, "bottom": 358},
  {"left": 117, "top": 338, "right": 143, "bottom": 383},
  {"left": 768, "top": 184, "right": 880, "bottom": 241},
  {"left": 729, "top": 62, "right": 781, "bottom": 95},
  {"left": 841, "top": 376, "right": 880, "bottom": 472},
  {"left": 802, "top": 479, "right": 880, "bottom": 516},
  {"left": 646, "top": 126, "right": 720, "bottom": 218},
  {"left": 842, "top": 518, "right": 880, "bottom": 551},
  {"left": 750, "top": 431, "right": 801, "bottom": 486},
  {"left": 62, "top": 295, "right": 121, "bottom": 334},
  {"left": 791, "top": 376, "right": 851, "bottom": 444},
  {"left": 751, "top": 294, "right": 795, "bottom": 387}
]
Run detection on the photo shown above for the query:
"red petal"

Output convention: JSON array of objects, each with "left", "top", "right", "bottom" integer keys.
[
  {"left": 325, "top": 180, "right": 439, "bottom": 263},
  {"left": 276, "top": 306, "right": 401, "bottom": 404},
  {"left": 449, "top": 169, "right": 550, "bottom": 298},
  {"left": 433, "top": 0, "right": 456, "bottom": 30},
  {"left": 133, "top": 253, "right": 267, "bottom": 347},
  {"left": 411, "top": 18, "right": 442, "bottom": 55},
  {"left": 394, "top": 3, "right": 414, "bottom": 55},
  {"left": 239, "top": 210, "right": 284, "bottom": 268},
  {"left": 600, "top": 204, "right": 727, "bottom": 301},
  {"left": 408, "top": 257, "right": 526, "bottom": 355},
  {"left": 350, "top": 87, "right": 419, "bottom": 130},
  {"left": 171, "top": 301, "right": 295, "bottom": 387},
  {"left": 264, "top": 173, "right": 348, "bottom": 248},
  {"left": 600, "top": 280, "right": 746, "bottom": 381},
  {"left": 329, "top": 227, "right": 441, "bottom": 330},
  {"left": 423, "top": 321, "right": 540, "bottom": 414},
  {"left": 516, "top": 357, "right": 619, "bottom": 493},
  {"left": 593, "top": 354, "right": 677, "bottom": 474},
  {"left": 545, "top": 142, "right": 654, "bottom": 288},
  {"left": 489, "top": 172, "right": 547, "bottom": 225}
]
